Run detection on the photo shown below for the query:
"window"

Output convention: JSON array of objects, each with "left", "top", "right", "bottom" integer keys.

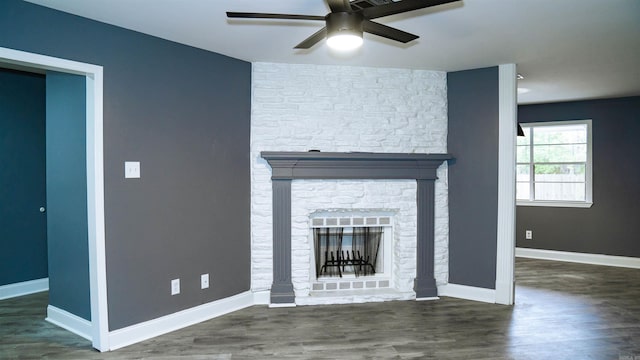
[{"left": 516, "top": 120, "right": 592, "bottom": 208}]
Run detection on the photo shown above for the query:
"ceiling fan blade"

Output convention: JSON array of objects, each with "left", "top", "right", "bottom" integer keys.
[
  {"left": 294, "top": 27, "right": 328, "bottom": 49},
  {"left": 362, "top": 0, "right": 460, "bottom": 20},
  {"left": 363, "top": 20, "right": 418, "bottom": 43},
  {"left": 227, "top": 12, "right": 325, "bottom": 21},
  {"left": 327, "top": 0, "right": 352, "bottom": 12}
]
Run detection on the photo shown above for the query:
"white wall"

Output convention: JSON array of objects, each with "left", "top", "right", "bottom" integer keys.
[{"left": 251, "top": 63, "right": 449, "bottom": 303}]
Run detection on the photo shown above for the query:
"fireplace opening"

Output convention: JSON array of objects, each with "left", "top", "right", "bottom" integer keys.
[
  {"left": 309, "top": 214, "right": 393, "bottom": 293},
  {"left": 314, "top": 226, "right": 383, "bottom": 278}
]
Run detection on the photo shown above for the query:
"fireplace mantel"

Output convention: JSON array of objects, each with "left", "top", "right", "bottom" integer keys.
[
  {"left": 261, "top": 151, "right": 453, "bottom": 305},
  {"left": 261, "top": 151, "right": 452, "bottom": 180}
]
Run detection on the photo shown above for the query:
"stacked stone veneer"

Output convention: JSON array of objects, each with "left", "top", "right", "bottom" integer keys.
[{"left": 251, "top": 63, "right": 449, "bottom": 304}]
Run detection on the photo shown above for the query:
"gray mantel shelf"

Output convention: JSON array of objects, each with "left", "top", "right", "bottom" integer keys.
[
  {"left": 261, "top": 151, "right": 454, "bottom": 305},
  {"left": 261, "top": 151, "right": 453, "bottom": 180}
]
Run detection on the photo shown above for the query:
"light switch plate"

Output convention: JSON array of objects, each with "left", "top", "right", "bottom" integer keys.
[
  {"left": 125, "top": 161, "right": 140, "bottom": 179},
  {"left": 171, "top": 279, "right": 180, "bottom": 295}
]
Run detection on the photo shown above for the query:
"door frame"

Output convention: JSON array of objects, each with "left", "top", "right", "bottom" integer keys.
[{"left": 0, "top": 47, "right": 109, "bottom": 351}]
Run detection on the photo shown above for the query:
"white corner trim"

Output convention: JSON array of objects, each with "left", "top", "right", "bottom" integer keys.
[
  {"left": 0, "top": 278, "right": 49, "bottom": 300},
  {"left": 108, "top": 291, "right": 255, "bottom": 351},
  {"left": 252, "top": 290, "right": 270, "bottom": 305},
  {"left": 46, "top": 305, "right": 93, "bottom": 341},
  {"left": 438, "top": 284, "right": 496, "bottom": 304},
  {"left": 516, "top": 248, "right": 640, "bottom": 269},
  {"left": 495, "top": 63, "right": 517, "bottom": 306}
]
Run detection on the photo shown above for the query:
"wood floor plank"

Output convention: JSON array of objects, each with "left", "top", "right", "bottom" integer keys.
[{"left": 1, "top": 258, "right": 639, "bottom": 359}]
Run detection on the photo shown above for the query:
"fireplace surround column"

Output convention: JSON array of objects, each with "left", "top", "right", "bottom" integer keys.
[
  {"left": 415, "top": 179, "right": 437, "bottom": 298},
  {"left": 262, "top": 152, "right": 452, "bottom": 306},
  {"left": 270, "top": 179, "right": 295, "bottom": 304}
]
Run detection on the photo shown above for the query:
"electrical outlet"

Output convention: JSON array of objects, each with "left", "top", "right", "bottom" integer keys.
[
  {"left": 201, "top": 274, "right": 210, "bottom": 289},
  {"left": 124, "top": 161, "right": 141, "bottom": 179},
  {"left": 171, "top": 278, "right": 180, "bottom": 295},
  {"left": 525, "top": 230, "right": 533, "bottom": 240}
]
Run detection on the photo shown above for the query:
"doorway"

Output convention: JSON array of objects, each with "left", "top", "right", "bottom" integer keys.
[
  {"left": 0, "top": 47, "right": 108, "bottom": 351},
  {"left": 0, "top": 64, "right": 95, "bottom": 342},
  {"left": 0, "top": 67, "right": 47, "bottom": 299}
]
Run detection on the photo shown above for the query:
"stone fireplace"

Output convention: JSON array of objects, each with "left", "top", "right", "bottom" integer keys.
[
  {"left": 250, "top": 62, "right": 449, "bottom": 306},
  {"left": 261, "top": 151, "right": 451, "bottom": 305}
]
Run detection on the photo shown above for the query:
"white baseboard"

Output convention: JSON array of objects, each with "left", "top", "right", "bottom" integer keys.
[
  {"left": 0, "top": 278, "right": 49, "bottom": 300},
  {"left": 438, "top": 283, "right": 496, "bottom": 304},
  {"left": 268, "top": 302, "right": 296, "bottom": 308},
  {"left": 252, "top": 290, "right": 270, "bottom": 305},
  {"left": 108, "top": 291, "right": 254, "bottom": 351},
  {"left": 516, "top": 247, "right": 640, "bottom": 269},
  {"left": 46, "top": 305, "right": 92, "bottom": 341}
]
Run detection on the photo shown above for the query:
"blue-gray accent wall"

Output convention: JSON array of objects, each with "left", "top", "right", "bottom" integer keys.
[
  {"left": 447, "top": 67, "right": 499, "bottom": 290},
  {"left": 517, "top": 96, "right": 640, "bottom": 257},
  {"left": 0, "top": 0, "right": 251, "bottom": 330},
  {"left": 46, "top": 71, "right": 91, "bottom": 320},
  {"left": 0, "top": 68, "right": 48, "bottom": 287}
]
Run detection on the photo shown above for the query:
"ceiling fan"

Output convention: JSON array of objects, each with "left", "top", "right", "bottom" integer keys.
[{"left": 227, "top": 0, "right": 460, "bottom": 51}]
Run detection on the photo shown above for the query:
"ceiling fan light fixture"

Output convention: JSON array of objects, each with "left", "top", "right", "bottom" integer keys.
[
  {"left": 326, "top": 12, "right": 364, "bottom": 51},
  {"left": 327, "top": 32, "right": 363, "bottom": 51}
]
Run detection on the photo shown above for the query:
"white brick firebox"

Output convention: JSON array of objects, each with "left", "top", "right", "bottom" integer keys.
[
  {"left": 293, "top": 183, "right": 422, "bottom": 304},
  {"left": 251, "top": 63, "right": 449, "bottom": 305}
]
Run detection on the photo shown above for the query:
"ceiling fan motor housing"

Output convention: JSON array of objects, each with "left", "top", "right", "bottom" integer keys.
[{"left": 326, "top": 12, "right": 364, "bottom": 38}]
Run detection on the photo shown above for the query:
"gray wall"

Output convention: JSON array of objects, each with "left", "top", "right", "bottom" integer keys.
[
  {"left": 447, "top": 67, "right": 499, "bottom": 289},
  {"left": 0, "top": 0, "right": 251, "bottom": 330},
  {"left": 46, "top": 71, "right": 91, "bottom": 320},
  {"left": 0, "top": 68, "right": 48, "bottom": 287},
  {"left": 517, "top": 96, "right": 640, "bottom": 257}
]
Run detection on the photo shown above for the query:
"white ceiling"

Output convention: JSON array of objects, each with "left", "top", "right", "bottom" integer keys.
[{"left": 25, "top": 0, "right": 640, "bottom": 104}]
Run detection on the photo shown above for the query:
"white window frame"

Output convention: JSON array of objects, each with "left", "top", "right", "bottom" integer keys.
[{"left": 516, "top": 119, "right": 593, "bottom": 208}]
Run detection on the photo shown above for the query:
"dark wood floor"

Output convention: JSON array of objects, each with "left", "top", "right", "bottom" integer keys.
[{"left": 2, "top": 258, "right": 639, "bottom": 359}]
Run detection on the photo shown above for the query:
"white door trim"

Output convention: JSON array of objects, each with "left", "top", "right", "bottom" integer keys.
[{"left": 0, "top": 47, "right": 109, "bottom": 351}]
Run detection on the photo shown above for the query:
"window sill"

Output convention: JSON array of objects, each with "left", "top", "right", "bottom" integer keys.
[{"left": 516, "top": 200, "right": 593, "bottom": 208}]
